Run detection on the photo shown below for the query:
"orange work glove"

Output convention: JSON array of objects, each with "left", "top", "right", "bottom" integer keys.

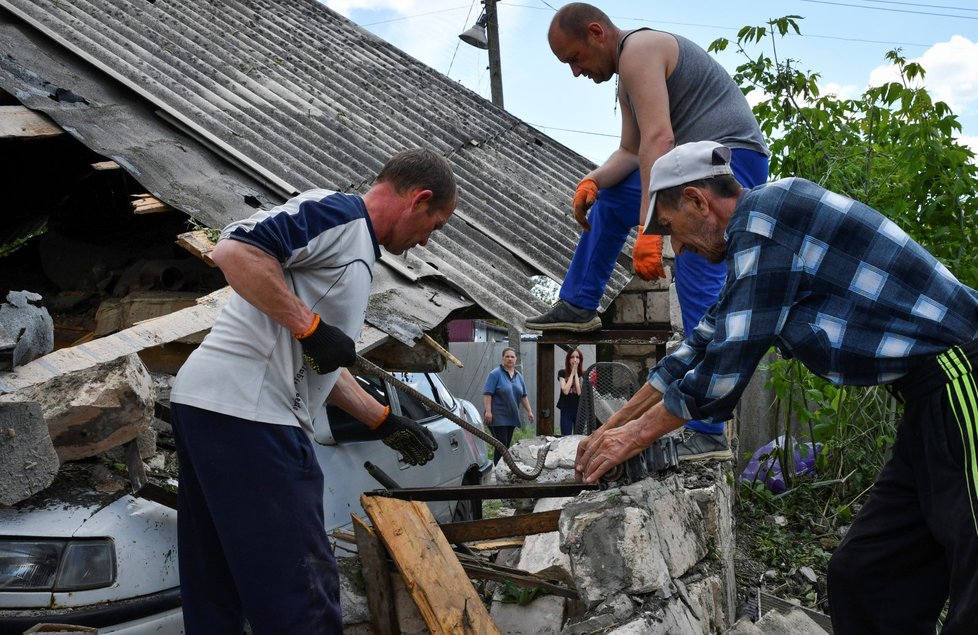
[
  {"left": 633, "top": 228, "right": 665, "bottom": 280},
  {"left": 572, "top": 178, "right": 599, "bottom": 231}
]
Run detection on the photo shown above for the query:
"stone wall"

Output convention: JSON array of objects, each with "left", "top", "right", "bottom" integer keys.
[{"left": 491, "top": 435, "right": 737, "bottom": 634}]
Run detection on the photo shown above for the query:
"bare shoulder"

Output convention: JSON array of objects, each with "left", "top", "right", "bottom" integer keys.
[{"left": 619, "top": 30, "right": 679, "bottom": 77}]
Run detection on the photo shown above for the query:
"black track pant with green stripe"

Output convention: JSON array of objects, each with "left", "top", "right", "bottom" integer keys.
[{"left": 828, "top": 341, "right": 978, "bottom": 634}]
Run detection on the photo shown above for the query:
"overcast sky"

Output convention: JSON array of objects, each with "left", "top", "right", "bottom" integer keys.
[{"left": 322, "top": 0, "right": 978, "bottom": 165}]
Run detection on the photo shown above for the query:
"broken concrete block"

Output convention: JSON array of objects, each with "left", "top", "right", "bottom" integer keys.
[
  {"left": 0, "top": 401, "right": 60, "bottom": 505},
  {"left": 685, "top": 576, "right": 728, "bottom": 633},
  {"left": 725, "top": 617, "right": 765, "bottom": 635},
  {"left": 642, "top": 480, "right": 709, "bottom": 578},
  {"left": 561, "top": 491, "right": 671, "bottom": 607},
  {"left": 495, "top": 436, "right": 578, "bottom": 512},
  {"left": 688, "top": 465, "right": 737, "bottom": 619},
  {"left": 0, "top": 290, "right": 54, "bottom": 370},
  {"left": 104, "top": 422, "right": 158, "bottom": 462},
  {"left": 518, "top": 497, "right": 575, "bottom": 583},
  {"left": 0, "top": 354, "right": 155, "bottom": 462},
  {"left": 541, "top": 435, "right": 580, "bottom": 474},
  {"left": 561, "top": 612, "right": 616, "bottom": 634},
  {"left": 490, "top": 594, "right": 566, "bottom": 635},
  {"left": 622, "top": 599, "right": 702, "bottom": 634},
  {"left": 559, "top": 476, "right": 708, "bottom": 608},
  {"left": 668, "top": 282, "right": 683, "bottom": 334},
  {"left": 752, "top": 608, "right": 830, "bottom": 635}
]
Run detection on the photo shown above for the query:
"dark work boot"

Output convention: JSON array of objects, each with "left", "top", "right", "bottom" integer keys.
[{"left": 524, "top": 300, "right": 602, "bottom": 333}]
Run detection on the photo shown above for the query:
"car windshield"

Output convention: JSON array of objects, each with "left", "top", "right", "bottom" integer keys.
[{"left": 390, "top": 372, "right": 455, "bottom": 421}]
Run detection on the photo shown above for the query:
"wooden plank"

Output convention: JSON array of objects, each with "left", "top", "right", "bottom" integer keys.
[
  {"left": 440, "top": 510, "right": 560, "bottom": 544},
  {"left": 362, "top": 495, "right": 499, "bottom": 635},
  {"left": 422, "top": 333, "right": 463, "bottom": 368},
  {"left": 131, "top": 194, "right": 173, "bottom": 215},
  {"left": 0, "top": 105, "right": 63, "bottom": 138},
  {"left": 91, "top": 160, "right": 120, "bottom": 171},
  {"left": 0, "top": 287, "right": 231, "bottom": 395},
  {"left": 175, "top": 230, "right": 217, "bottom": 267},
  {"left": 352, "top": 515, "right": 400, "bottom": 635},
  {"left": 457, "top": 562, "right": 577, "bottom": 599},
  {"left": 466, "top": 538, "right": 524, "bottom": 551}
]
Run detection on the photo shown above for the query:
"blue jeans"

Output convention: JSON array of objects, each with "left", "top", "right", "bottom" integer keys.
[
  {"left": 559, "top": 148, "right": 770, "bottom": 434},
  {"left": 171, "top": 403, "right": 341, "bottom": 634}
]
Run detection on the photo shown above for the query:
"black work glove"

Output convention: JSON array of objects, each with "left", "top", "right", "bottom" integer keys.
[
  {"left": 375, "top": 411, "right": 438, "bottom": 466},
  {"left": 294, "top": 313, "right": 356, "bottom": 374}
]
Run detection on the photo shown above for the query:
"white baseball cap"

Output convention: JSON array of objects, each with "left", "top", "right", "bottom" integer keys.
[{"left": 643, "top": 141, "right": 733, "bottom": 235}]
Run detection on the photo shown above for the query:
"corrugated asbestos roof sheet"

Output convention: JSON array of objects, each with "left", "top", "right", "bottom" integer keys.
[{"left": 0, "top": 0, "right": 634, "bottom": 337}]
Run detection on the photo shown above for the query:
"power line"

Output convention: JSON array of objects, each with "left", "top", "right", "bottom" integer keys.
[
  {"left": 527, "top": 123, "right": 619, "bottom": 138},
  {"left": 447, "top": 0, "right": 479, "bottom": 77},
  {"left": 499, "top": 3, "right": 940, "bottom": 48},
  {"left": 859, "top": 0, "right": 978, "bottom": 11},
  {"left": 359, "top": 4, "right": 471, "bottom": 27},
  {"left": 800, "top": 0, "right": 978, "bottom": 20}
]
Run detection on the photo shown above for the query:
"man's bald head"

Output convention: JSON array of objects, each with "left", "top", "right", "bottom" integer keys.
[{"left": 548, "top": 2, "right": 614, "bottom": 41}]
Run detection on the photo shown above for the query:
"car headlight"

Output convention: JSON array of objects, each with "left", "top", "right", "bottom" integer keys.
[{"left": 0, "top": 538, "right": 116, "bottom": 591}]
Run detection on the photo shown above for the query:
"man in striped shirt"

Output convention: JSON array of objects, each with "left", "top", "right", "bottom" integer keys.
[{"left": 577, "top": 140, "right": 978, "bottom": 633}]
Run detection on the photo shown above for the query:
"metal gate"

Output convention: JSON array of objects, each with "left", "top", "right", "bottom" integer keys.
[{"left": 573, "top": 361, "right": 640, "bottom": 435}]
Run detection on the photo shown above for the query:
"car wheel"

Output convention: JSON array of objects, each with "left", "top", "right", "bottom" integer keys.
[{"left": 452, "top": 470, "right": 482, "bottom": 522}]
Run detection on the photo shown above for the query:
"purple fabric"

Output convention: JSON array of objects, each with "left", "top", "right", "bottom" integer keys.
[{"left": 739, "top": 435, "right": 822, "bottom": 494}]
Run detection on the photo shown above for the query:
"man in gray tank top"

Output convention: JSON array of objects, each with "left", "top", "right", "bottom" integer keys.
[{"left": 527, "top": 2, "right": 769, "bottom": 461}]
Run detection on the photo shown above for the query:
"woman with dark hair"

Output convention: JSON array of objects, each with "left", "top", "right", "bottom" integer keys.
[
  {"left": 557, "top": 348, "right": 584, "bottom": 436},
  {"left": 483, "top": 347, "right": 534, "bottom": 464}
]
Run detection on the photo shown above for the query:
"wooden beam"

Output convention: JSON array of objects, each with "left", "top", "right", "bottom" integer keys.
[
  {"left": 465, "top": 538, "right": 524, "bottom": 551},
  {"left": 352, "top": 515, "right": 400, "bottom": 635},
  {"left": 131, "top": 194, "right": 173, "bottom": 215},
  {"left": 91, "top": 160, "right": 120, "bottom": 171},
  {"left": 536, "top": 341, "right": 555, "bottom": 436},
  {"left": 0, "top": 105, "right": 63, "bottom": 139},
  {"left": 362, "top": 495, "right": 499, "bottom": 635},
  {"left": 175, "top": 230, "right": 217, "bottom": 267},
  {"left": 456, "top": 559, "right": 578, "bottom": 599},
  {"left": 0, "top": 287, "right": 231, "bottom": 395},
  {"left": 422, "top": 333, "right": 463, "bottom": 368},
  {"left": 440, "top": 510, "right": 560, "bottom": 544}
]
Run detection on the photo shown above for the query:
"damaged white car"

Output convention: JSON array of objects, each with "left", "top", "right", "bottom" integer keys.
[{"left": 0, "top": 370, "right": 490, "bottom": 634}]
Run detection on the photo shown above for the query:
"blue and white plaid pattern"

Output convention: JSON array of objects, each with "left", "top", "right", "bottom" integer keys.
[{"left": 651, "top": 177, "right": 978, "bottom": 423}]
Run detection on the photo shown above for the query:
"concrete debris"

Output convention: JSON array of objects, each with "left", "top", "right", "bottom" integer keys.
[
  {"left": 495, "top": 435, "right": 579, "bottom": 512},
  {"left": 0, "top": 290, "right": 53, "bottom": 370},
  {"left": 0, "top": 353, "right": 155, "bottom": 462},
  {"left": 487, "top": 436, "right": 737, "bottom": 634},
  {"left": 516, "top": 497, "right": 576, "bottom": 584},
  {"left": 725, "top": 608, "right": 830, "bottom": 634},
  {"left": 0, "top": 401, "right": 59, "bottom": 505},
  {"left": 492, "top": 594, "right": 566, "bottom": 635}
]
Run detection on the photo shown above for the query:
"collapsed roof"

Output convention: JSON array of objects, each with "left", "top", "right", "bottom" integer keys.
[{"left": 0, "top": 0, "right": 636, "bottom": 353}]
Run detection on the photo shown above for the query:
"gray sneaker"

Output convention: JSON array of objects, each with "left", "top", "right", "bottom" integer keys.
[
  {"left": 676, "top": 432, "right": 732, "bottom": 462},
  {"left": 525, "top": 300, "right": 602, "bottom": 333}
]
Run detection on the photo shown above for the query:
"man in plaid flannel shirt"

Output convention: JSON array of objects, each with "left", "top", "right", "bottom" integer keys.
[{"left": 577, "top": 140, "right": 978, "bottom": 633}]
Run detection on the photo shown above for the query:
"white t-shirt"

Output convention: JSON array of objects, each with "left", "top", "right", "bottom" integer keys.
[{"left": 170, "top": 189, "right": 380, "bottom": 435}]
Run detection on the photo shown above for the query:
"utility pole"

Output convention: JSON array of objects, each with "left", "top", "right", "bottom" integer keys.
[{"left": 484, "top": 0, "right": 504, "bottom": 108}]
